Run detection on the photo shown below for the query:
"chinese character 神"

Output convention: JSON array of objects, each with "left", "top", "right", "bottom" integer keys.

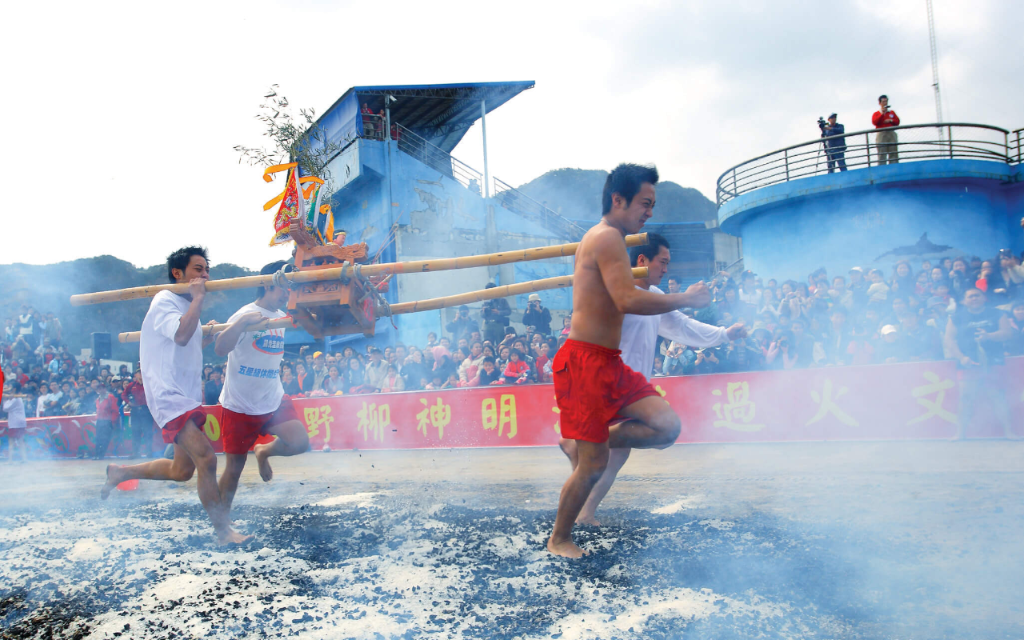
[
  {"left": 806, "top": 378, "right": 859, "bottom": 427},
  {"left": 711, "top": 382, "right": 764, "bottom": 432},
  {"left": 908, "top": 371, "right": 958, "bottom": 425},
  {"left": 304, "top": 406, "right": 335, "bottom": 443},
  {"left": 417, "top": 398, "right": 451, "bottom": 440},
  {"left": 482, "top": 394, "right": 518, "bottom": 439},
  {"left": 356, "top": 402, "right": 390, "bottom": 442}
]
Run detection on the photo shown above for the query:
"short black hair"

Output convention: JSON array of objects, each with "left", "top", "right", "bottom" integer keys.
[
  {"left": 629, "top": 232, "right": 670, "bottom": 267},
  {"left": 257, "top": 260, "right": 289, "bottom": 299},
  {"left": 602, "top": 163, "right": 659, "bottom": 215},
  {"left": 482, "top": 356, "right": 495, "bottom": 365},
  {"left": 167, "top": 246, "right": 209, "bottom": 283}
]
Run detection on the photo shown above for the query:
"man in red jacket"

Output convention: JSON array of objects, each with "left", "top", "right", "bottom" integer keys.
[
  {"left": 872, "top": 95, "right": 901, "bottom": 165},
  {"left": 93, "top": 385, "right": 120, "bottom": 460},
  {"left": 122, "top": 369, "right": 154, "bottom": 458}
]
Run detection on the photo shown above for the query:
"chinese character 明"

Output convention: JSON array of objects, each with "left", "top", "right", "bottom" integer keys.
[
  {"left": 356, "top": 402, "right": 390, "bottom": 442},
  {"left": 417, "top": 398, "right": 451, "bottom": 440},
  {"left": 711, "top": 382, "right": 764, "bottom": 432},
  {"left": 806, "top": 378, "right": 859, "bottom": 427},
  {"left": 482, "top": 394, "right": 518, "bottom": 439},
  {"left": 907, "top": 371, "right": 958, "bottom": 425},
  {"left": 304, "top": 406, "right": 335, "bottom": 443}
]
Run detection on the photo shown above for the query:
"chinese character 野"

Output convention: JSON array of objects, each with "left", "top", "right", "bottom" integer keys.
[
  {"left": 304, "top": 406, "right": 335, "bottom": 443},
  {"left": 908, "top": 371, "right": 958, "bottom": 425},
  {"left": 417, "top": 398, "right": 451, "bottom": 440},
  {"left": 356, "top": 402, "right": 390, "bottom": 442},
  {"left": 482, "top": 394, "right": 518, "bottom": 439},
  {"left": 806, "top": 378, "right": 859, "bottom": 427},
  {"left": 711, "top": 382, "right": 764, "bottom": 432}
]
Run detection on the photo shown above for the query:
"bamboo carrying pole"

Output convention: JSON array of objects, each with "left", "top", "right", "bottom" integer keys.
[
  {"left": 117, "top": 267, "right": 649, "bottom": 343},
  {"left": 73, "top": 233, "right": 649, "bottom": 306}
]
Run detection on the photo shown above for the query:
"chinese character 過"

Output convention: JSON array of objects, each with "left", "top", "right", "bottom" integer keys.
[
  {"left": 806, "top": 378, "right": 860, "bottom": 427},
  {"left": 482, "top": 394, "right": 518, "bottom": 439},
  {"left": 711, "top": 382, "right": 764, "bottom": 432}
]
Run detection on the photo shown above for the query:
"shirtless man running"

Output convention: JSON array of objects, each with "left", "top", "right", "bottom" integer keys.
[
  {"left": 215, "top": 261, "right": 311, "bottom": 519},
  {"left": 102, "top": 246, "right": 250, "bottom": 545},
  {"left": 559, "top": 232, "right": 745, "bottom": 526},
  {"left": 548, "top": 164, "right": 712, "bottom": 558}
]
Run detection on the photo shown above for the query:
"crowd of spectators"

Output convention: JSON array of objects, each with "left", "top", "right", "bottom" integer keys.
[
  {"left": 1, "top": 304, "right": 147, "bottom": 458},
  {"left": 4, "top": 247, "right": 1024, "bottom": 440}
]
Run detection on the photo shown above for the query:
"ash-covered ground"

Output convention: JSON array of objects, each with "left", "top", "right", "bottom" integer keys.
[{"left": 1, "top": 442, "right": 1022, "bottom": 639}]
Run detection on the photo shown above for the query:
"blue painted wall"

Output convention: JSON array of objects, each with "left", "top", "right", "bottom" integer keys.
[
  {"left": 323, "top": 138, "right": 571, "bottom": 352},
  {"left": 718, "top": 160, "right": 1023, "bottom": 282}
]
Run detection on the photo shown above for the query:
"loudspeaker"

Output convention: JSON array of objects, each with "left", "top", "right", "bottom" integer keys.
[{"left": 92, "top": 332, "right": 112, "bottom": 360}]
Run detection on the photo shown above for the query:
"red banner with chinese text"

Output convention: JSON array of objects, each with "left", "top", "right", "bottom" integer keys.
[{"left": 3, "top": 358, "right": 1022, "bottom": 458}]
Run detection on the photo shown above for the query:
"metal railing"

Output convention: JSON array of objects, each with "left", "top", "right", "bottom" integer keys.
[
  {"left": 354, "top": 114, "right": 484, "bottom": 190},
  {"left": 493, "top": 178, "right": 587, "bottom": 241},
  {"left": 716, "top": 122, "right": 1022, "bottom": 206}
]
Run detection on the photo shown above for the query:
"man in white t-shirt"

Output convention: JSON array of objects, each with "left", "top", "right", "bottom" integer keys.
[
  {"left": 3, "top": 380, "right": 29, "bottom": 462},
  {"left": 101, "top": 247, "right": 250, "bottom": 546},
  {"left": 215, "top": 261, "right": 310, "bottom": 518},
  {"left": 559, "top": 233, "right": 746, "bottom": 525}
]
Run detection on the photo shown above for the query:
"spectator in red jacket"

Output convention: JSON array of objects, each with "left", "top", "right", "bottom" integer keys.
[
  {"left": 93, "top": 385, "right": 120, "bottom": 460},
  {"left": 502, "top": 350, "right": 531, "bottom": 385},
  {"left": 872, "top": 95, "right": 901, "bottom": 165},
  {"left": 121, "top": 370, "right": 154, "bottom": 458}
]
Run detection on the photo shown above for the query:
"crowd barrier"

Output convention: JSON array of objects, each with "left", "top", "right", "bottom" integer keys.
[{"left": 3, "top": 358, "right": 1022, "bottom": 458}]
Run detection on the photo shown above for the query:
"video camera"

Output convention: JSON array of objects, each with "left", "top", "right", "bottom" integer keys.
[{"left": 817, "top": 117, "right": 828, "bottom": 130}]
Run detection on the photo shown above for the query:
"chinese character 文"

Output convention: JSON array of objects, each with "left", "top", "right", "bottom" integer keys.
[
  {"left": 482, "top": 394, "right": 518, "bottom": 439},
  {"left": 416, "top": 398, "right": 451, "bottom": 440},
  {"left": 356, "top": 402, "right": 390, "bottom": 442},
  {"left": 806, "top": 378, "right": 860, "bottom": 427},
  {"left": 908, "top": 371, "right": 958, "bottom": 425},
  {"left": 711, "top": 382, "right": 764, "bottom": 432},
  {"left": 304, "top": 406, "right": 335, "bottom": 443}
]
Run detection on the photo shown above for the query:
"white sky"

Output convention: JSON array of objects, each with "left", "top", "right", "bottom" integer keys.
[{"left": 2, "top": 0, "right": 1020, "bottom": 270}]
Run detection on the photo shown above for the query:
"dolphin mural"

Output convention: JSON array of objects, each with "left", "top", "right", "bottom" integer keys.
[{"left": 874, "top": 233, "right": 953, "bottom": 262}]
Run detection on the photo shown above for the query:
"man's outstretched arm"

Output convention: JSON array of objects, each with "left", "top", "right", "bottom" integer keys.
[{"left": 593, "top": 230, "right": 711, "bottom": 315}]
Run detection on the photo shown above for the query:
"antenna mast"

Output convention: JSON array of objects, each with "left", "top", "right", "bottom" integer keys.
[{"left": 926, "top": 0, "right": 943, "bottom": 124}]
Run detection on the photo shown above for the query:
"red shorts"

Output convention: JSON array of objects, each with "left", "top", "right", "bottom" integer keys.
[
  {"left": 220, "top": 396, "right": 299, "bottom": 455},
  {"left": 553, "top": 339, "right": 660, "bottom": 443},
  {"left": 161, "top": 408, "right": 207, "bottom": 444}
]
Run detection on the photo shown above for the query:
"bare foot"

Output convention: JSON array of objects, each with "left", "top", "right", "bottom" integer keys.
[
  {"left": 253, "top": 445, "right": 273, "bottom": 482},
  {"left": 576, "top": 513, "right": 601, "bottom": 526},
  {"left": 547, "top": 536, "right": 586, "bottom": 558},
  {"left": 217, "top": 528, "right": 254, "bottom": 546},
  {"left": 100, "top": 464, "right": 123, "bottom": 500}
]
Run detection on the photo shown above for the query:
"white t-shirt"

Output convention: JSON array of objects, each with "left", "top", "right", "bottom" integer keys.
[
  {"left": 3, "top": 397, "right": 26, "bottom": 430},
  {"left": 219, "top": 302, "right": 287, "bottom": 415},
  {"left": 619, "top": 285, "right": 730, "bottom": 379},
  {"left": 140, "top": 291, "right": 203, "bottom": 428}
]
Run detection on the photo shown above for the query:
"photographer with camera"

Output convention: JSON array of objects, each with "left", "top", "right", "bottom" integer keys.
[
  {"left": 445, "top": 305, "right": 478, "bottom": 346},
  {"left": 871, "top": 95, "right": 901, "bottom": 164},
  {"left": 522, "top": 293, "right": 552, "bottom": 336},
  {"left": 818, "top": 113, "right": 847, "bottom": 173}
]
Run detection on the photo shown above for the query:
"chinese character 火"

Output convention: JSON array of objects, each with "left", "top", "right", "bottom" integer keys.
[{"left": 806, "top": 378, "right": 859, "bottom": 427}]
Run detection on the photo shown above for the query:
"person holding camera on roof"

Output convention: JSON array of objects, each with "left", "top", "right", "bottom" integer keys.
[{"left": 818, "top": 113, "right": 847, "bottom": 173}]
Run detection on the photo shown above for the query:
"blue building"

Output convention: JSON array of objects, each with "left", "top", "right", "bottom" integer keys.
[
  {"left": 716, "top": 123, "right": 1023, "bottom": 282},
  {"left": 305, "top": 82, "right": 585, "bottom": 352}
]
